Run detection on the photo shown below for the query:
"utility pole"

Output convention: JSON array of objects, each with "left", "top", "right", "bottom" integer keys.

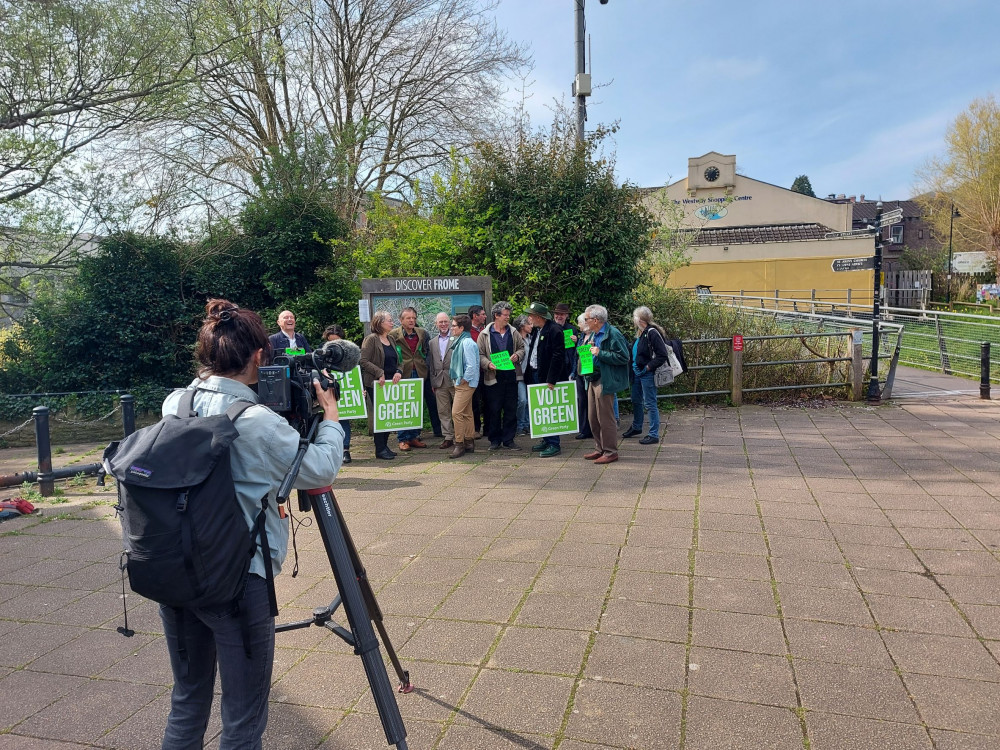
[{"left": 574, "top": 0, "right": 587, "bottom": 141}]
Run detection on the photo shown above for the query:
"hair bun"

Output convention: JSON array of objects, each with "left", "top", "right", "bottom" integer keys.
[{"left": 205, "top": 298, "right": 240, "bottom": 323}]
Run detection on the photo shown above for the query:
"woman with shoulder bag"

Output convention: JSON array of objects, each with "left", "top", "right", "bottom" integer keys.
[{"left": 622, "top": 306, "right": 669, "bottom": 445}]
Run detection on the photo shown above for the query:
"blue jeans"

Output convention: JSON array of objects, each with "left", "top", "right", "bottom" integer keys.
[
  {"left": 630, "top": 371, "right": 660, "bottom": 438},
  {"left": 516, "top": 381, "right": 529, "bottom": 433},
  {"left": 160, "top": 575, "right": 275, "bottom": 750},
  {"left": 398, "top": 368, "right": 423, "bottom": 442},
  {"left": 340, "top": 418, "right": 351, "bottom": 449}
]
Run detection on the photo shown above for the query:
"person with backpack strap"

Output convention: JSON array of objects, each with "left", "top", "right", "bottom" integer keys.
[
  {"left": 622, "top": 306, "right": 669, "bottom": 445},
  {"left": 118, "top": 299, "right": 343, "bottom": 750}
]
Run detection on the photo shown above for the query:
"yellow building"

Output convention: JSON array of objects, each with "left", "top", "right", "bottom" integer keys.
[{"left": 643, "top": 152, "right": 877, "bottom": 305}]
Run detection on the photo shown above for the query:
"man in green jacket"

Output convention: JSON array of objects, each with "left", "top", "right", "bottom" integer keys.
[{"left": 582, "top": 304, "right": 630, "bottom": 464}]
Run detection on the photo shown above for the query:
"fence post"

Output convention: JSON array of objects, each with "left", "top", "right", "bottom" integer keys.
[
  {"left": 731, "top": 336, "right": 743, "bottom": 406},
  {"left": 32, "top": 406, "right": 54, "bottom": 497},
  {"left": 810, "top": 289, "right": 816, "bottom": 315},
  {"left": 121, "top": 394, "right": 136, "bottom": 437},
  {"left": 849, "top": 330, "right": 864, "bottom": 401},
  {"left": 981, "top": 343, "right": 992, "bottom": 400}
]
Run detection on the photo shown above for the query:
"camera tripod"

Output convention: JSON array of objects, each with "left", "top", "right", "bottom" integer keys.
[{"left": 275, "top": 414, "right": 412, "bottom": 750}]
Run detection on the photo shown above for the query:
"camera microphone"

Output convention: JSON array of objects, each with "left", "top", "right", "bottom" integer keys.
[{"left": 313, "top": 339, "right": 361, "bottom": 373}]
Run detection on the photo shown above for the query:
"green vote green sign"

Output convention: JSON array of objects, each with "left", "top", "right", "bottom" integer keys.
[
  {"left": 527, "top": 380, "right": 579, "bottom": 438},
  {"left": 329, "top": 366, "right": 366, "bottom": 420},
  {"left": 372, "top": 377, "right": 424, "bottom": 432}
]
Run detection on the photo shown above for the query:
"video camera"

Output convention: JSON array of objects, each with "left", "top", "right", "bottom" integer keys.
[{"left": 257, "top": 339, "right": 361, "bottom": 430}]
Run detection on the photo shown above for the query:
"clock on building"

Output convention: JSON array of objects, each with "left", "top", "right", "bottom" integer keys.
[{"left": 704, "top": 166, "right": 720, "bottom": 182}]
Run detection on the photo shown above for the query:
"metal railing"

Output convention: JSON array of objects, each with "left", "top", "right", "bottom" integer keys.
[
  {"left": 708, "top": 293, "right": 1000, "bottom": 384},
  {"left": 660, "top": 331, "right": 869, "bottom": 404}
]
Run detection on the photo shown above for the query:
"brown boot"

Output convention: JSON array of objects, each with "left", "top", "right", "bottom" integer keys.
[
  {"left": 439, "top": 439, "right": 454, "bottom": 449},
  {"left": 465, "top": 439, "right": 476, "bottom": 453},
  {"left": 449, "top": 443, "right": 466, "bottom": 459}
]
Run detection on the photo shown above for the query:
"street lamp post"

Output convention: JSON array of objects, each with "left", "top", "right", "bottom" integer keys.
[
  {"left": 867, "top": 202, "right": 884, "bottom": 404},
  {"left": 946, "top": 203, "right": 960, "bottom": 306}
]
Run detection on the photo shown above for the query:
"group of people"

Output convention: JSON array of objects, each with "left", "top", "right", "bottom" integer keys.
[{"left": 351, "top": 300, "right": 670, "bottom": 465}]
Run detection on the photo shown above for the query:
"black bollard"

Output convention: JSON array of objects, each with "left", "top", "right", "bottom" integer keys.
[
  {"left": 32, "top": 406, "right": 54, "bottom": 497},
  {"left": 981, "top": 343, "right": 991, "bottom": 400},
  {"left": 121, "top": 394, "right": 136, "bottom": 437}
]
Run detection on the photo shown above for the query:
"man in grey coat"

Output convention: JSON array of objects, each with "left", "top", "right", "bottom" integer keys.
[{"left": 428, "top": 311, "right": 456, "bottom": 449}]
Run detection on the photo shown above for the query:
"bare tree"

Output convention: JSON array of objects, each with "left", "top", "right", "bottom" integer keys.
[{"left": 157, "top": 0, "right": 528, "bottom": 218}]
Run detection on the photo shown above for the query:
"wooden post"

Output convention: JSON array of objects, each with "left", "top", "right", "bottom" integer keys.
[{"left": 731, "top": 335, "right": 744, "bottom": 406}]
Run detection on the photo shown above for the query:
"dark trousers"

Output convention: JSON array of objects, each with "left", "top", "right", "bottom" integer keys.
[
  {"left": 424, "top": 377, "right": 442, "bottom": 436},
  {"left": 365, "top": 386, "right": 389, "bottom": 453},
  {"left": 485, "top": 377, "right": 518, "bottom": 444},
  {"left": 525, "top": 369, "right": 560, "bottom": 447},
  {"left": 160, "top": 575, "right": 274, "bottom": 750},
  {"left": 472, "top": 382, "right": 486, "bottom": 434},
  {"left": 576, "top": 375, "right": 592, "bottom": 438}
]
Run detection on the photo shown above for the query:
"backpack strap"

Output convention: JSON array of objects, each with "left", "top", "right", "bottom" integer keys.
[
  {"left": 225, "top": 399, "right": 255, "bottom": 423},
  {"left": 177, "top": 388, "right": 198, "bottom": 417}
]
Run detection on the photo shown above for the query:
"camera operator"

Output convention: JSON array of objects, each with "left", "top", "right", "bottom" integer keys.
[{"left": 159, "top": 299, "right": 343, "bottom": 749}]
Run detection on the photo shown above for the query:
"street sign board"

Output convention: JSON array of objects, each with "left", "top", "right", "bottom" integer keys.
[
  {"left": 732, "top": 335, "right": 744, "bottom": 352},
  {"left": 832, "top": 256, "right": 876, "bottom": 272},
  {"left": 877, "top": 208, "right": 904, "bottom": 227},
  {"left": 825, "top": 228, "right": 875, "bottom": 240}
]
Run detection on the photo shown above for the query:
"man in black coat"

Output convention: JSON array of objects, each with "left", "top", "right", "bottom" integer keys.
[{"left": 524, "top": 302, "right": 570, "bottom": 457}]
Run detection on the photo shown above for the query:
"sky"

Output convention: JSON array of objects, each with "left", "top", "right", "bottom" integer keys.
[{"left": 490, "top": 0, "right": 1000, "bottom": 200}]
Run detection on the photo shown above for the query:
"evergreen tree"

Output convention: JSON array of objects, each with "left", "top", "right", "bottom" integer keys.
[{"left": 790, "top": 175, "right": 816, "bottom": 197}]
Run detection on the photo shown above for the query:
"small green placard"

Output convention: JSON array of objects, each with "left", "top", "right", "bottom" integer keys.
[
  {"left": 528, "top": 380, "right": 579, "bottom": 438},
  {"left": 490, "top": 350, "right": 515, "bottom": 371},
  {"left": 372, "top": 377, "right": 424, "bottom": 432},
  {"left": 577, "top": 345, "right": 594, "bottom": 375},
  {"left": 284, "top": 347, "right": 306, "bottom": 356},
  {"left": 563, "top": 329, "right": 574, "bottom": 348},
  {"left": 329, "top": 365, "right": 366, "bottom": 420}
]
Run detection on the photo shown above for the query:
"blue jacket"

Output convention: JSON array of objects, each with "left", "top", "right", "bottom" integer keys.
[
  {"left": 449, "top": 333, "right": 481, "bottom": 388},
  {"left": 269, "top": 331, "right": 311, "bottom": 355},
  {"left": 162, "top": 376, "right": 343, "bottom": 577}
]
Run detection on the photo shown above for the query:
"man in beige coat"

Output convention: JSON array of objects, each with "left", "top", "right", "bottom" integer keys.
[{"left": 428, "top": 312, "right": 456, "bottom": 449}]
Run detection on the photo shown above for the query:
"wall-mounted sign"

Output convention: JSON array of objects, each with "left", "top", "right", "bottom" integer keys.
[
  {"left": 832, "top": 257, "right": 875, "bottom": 272},
  {"left": 952, "top": 252, "right": 992, "bottom": 274},
  {"left": 360, "top": 276, "right": 493, "bottom": 332}
]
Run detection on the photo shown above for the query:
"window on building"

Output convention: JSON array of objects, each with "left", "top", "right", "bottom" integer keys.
[
  {"left": 890, "top": 225, "right": 903, "bottom": 244},
  {"left": 918, "top": 229, "right": 924, "bottom": 239}
]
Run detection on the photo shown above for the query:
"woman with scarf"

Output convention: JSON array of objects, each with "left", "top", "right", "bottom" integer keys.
[{"left": 448, "top": 313, "right": 482, "bottom": 458}]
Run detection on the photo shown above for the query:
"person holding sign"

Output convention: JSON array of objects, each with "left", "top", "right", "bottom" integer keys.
[
  {"left": 388, "top": 307, "right": 436, "bottom": 451},
  {"left": 268, "top": 310, "right": 311, "bottom": 358},
  {"left": 622, "top": 306, "right": 669, "bottom": 445},
  {"left": 360, "top": 310, "right": 403, "bottom": 461},
  {"left": 477, "top": 301, "right": 526, "bottom": 451},
  {"left": 323, "top": 324, "right": 355, "bottom": 463},
  {"left": 524, "top": 302, "right": 570, "bottom": 458},
  {"left": 583, "top": 304, "right": 630, "bottom": 465},
  {"left": 448, "top": 314, "right": 481, "bottom": 458}
]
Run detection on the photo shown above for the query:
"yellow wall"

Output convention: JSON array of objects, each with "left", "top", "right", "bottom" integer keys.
[{"left": 668, "top": 256, "right": 875, "bottom": 305}]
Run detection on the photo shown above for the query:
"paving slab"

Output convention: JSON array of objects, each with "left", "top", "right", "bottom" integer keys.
[{"left": 2, "top": 399, "right": 1000, "bottom": 748}]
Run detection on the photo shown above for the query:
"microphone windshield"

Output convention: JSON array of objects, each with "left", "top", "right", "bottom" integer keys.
[{"left": 314, "top": 339, "right": 361, "bottom": 373}]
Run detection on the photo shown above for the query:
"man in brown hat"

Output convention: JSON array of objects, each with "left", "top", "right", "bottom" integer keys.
[{"left": 524, "top": 302, "right": 570, "bottom": 457}]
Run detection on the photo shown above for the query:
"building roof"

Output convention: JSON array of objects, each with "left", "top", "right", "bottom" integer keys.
[
  {"left": 688, "top": 223, "right": 834, "bottom": 246},
  {"left": 851, "top": 199, "right": 922, "bottom": 222}
]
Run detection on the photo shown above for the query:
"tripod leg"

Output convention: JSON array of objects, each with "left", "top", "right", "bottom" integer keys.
[
  {"left": 307, "top": 487, "right": 409, "bottom": 750},
  {"left": 331, "top": 494, "right": 413, "bottom": 693}
]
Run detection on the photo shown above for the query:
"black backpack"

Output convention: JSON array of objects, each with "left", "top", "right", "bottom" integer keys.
[{"left": 105, "top": 389, "right": 277, "bottom": 643}]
